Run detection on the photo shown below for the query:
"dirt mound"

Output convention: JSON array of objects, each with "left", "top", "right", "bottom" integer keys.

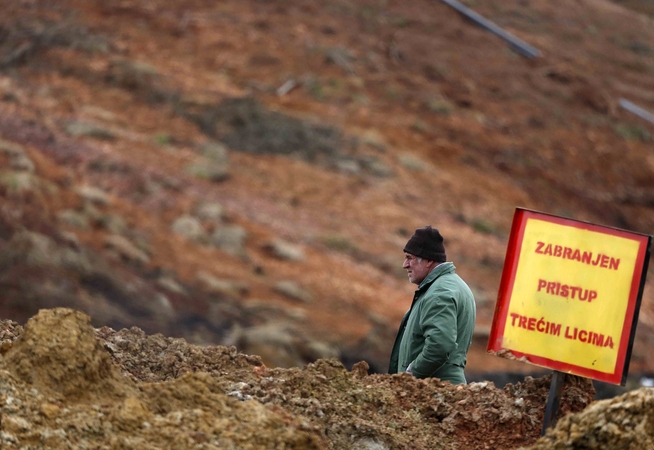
[
  {"left": 3, "top": 308, "right": 133, "bottom": 402},
  {"left": 525, "top": 387, "right": 654, "bottom": 449},
  {"left": 0, "top": 309, "right": 324, "bottom": 449},
  {"left": 0, "top": 309, "right": 604, "bottom": 449}
]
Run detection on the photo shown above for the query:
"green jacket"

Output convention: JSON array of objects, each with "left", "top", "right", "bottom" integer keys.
[{"left": 388, "top": 262, "right": 476, "bottom": 384}]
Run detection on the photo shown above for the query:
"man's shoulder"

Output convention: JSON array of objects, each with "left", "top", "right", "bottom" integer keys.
[{"left": 425, "top": 271, "right": 472, "bottom": 297}]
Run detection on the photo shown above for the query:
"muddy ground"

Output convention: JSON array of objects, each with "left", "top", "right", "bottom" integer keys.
[{"left": 4, "top": 309, "right": 653, "bottom": 450}]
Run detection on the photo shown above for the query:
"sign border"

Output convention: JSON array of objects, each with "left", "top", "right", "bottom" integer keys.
[{"left": 487, "top": 208, "right": 651, "bottom": 385}]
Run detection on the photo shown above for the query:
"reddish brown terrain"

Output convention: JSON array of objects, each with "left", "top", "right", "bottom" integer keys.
[
  {"left": 0, "top": 309, "right": 598, "bottom": 449},
  {"left": 0, "top": 0, "right": 654, "bottom": 448}
]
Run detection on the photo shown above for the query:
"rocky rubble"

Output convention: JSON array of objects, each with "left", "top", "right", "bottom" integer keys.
[
  {"left": 0, "top": 310, "right": 322, "bottom": 449},
  {"left": 3, "top": 308, "right": 634, "bottom": 450},
  {"left": 523, "top": 389, "right": 654, "bottom": 449}
]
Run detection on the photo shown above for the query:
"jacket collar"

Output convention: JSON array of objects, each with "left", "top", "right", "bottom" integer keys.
[{"left": 418, "top": 262, "right": 455, "bottom": 290}]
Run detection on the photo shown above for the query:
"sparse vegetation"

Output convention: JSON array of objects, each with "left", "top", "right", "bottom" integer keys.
[
  {"left": 426, "top": 98, "right": 454, "bottom": 116},
  {"left": 411, "top": 120, "right": 428, "bottom": 132},
  {"left": 153, "top": 133, "right": 172, "bottom": 146},
  {"left": 306, "top": 77, "right": 326, "bottom": 101},
  {"left": 472, "top": 219, "right": 498, "bottom": 235},
  {"left": 615, "top": 124, "right": 652, "bottom": 142},
  {"left": 398, "top": 153, "right": 430, "bottom": 171},
  {"left": 319, "top": 233, "right": 360, "bottom": 254}
]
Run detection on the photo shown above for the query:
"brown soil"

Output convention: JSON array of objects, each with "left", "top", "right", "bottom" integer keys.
[
  {"left": 526, "top": 388, "right": 654, "bottom": 450},
  {"left": 0, "top": 0, "right": 654, "bottom": 446},
  {"left": 0, "top": 309, "right": 600, "bottom": 449}
]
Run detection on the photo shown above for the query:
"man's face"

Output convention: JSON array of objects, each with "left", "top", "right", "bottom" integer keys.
[{"left": 403, "top": 252, "right": 436, "bottom": 285}]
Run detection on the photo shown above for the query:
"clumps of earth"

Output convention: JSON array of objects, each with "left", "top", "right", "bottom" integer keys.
[{"left": 0, "top": 309, "right": 652, "bottom": 449}]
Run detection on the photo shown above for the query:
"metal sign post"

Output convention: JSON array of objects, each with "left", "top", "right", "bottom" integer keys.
[{"left": 541, "top": 371, "right": 566, "bottom": 436}]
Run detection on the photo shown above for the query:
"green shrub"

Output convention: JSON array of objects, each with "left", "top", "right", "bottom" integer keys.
[{"left": 472, "top": 219, "right": 497, "bottom": 235}]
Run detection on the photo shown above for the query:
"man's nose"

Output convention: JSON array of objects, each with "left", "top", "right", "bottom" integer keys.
[{"left": 402, "top": 259, "right": 409, "bottom": 268}]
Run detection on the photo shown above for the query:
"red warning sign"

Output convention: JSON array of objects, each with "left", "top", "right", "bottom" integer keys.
[{"left": 487, "top": 208, "right": 651, "bottom": 385}]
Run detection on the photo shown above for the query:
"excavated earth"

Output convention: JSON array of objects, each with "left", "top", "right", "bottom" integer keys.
[{"left": 0, "top": 309, "right": 605, "bottom": 449}]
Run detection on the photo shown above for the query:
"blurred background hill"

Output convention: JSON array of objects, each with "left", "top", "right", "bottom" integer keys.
[{"left": 0, "top": 0, "right": 653, "bottom": 397}]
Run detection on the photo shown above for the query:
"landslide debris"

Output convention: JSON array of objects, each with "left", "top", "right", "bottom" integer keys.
[
  {"left": 0, "top": 309, "right": 600, "bottom": 450},
  {"left": 524, "top": 388, "right": 654, "bottom": 450},
  {"left": 0, "top": 309, "right": 324, "bottom": 450},
  {"left": 3, "top": 308, "right": 134, "bottom": 403}
]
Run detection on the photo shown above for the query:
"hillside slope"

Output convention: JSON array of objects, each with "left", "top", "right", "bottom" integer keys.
[{"left": 0, "top": 0, "right": 653, "bottom": 381}]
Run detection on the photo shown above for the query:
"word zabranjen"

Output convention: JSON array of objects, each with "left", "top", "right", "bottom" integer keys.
[
  {"left": 534, "top": 241, "right": 620, "bottom": 270},
  {"left": 509, "top": 312, "right": 615, "bottom": 349}
]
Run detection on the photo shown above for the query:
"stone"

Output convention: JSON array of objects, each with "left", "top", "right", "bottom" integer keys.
[
  {"left": 0, "top": 139, "right": 25, "bottom": 156},
  {"left": 171, "top": 215, "right": 206, "bottom": 241},
  {"left": 65, "top": 121, "right": 116, "bottom": 140},
  {"left": 196, "top": 271, "right": 249, "bottom": 298},
  {"left": 157, "top": 277, "right": 188, "bottom": 295},
  {"left": 115, "top": 397, "right": 152, "bottom": 431},
  {"left": 361, "top": 130, "right": 388, "bottom": 152},
  {"left": 262, "top": 239, "right": 305, "bottom": 261},
  {"left": 185, "top": 142, "right": 231, "bottom": 182},
  {"left": 81, "top": 105, "right": 117, "bottom": 122},
  {"left": 76, "top": 185, "right": 112, "bottom": 206},
  {"left": 2, "top": 415, "right": 32, "bottom": 433},
  {"left": 231, "top": 323, "right": 300, "bottom": 368},
  {"left": 104, "top": 235, "right": 150, "bottom": 265},
  {"left": 1, "top": 230, "right": 92, "bottom": 274},
  {"left": 352, "top": 439, "right": 389, "bottom": 450},
  {"left": 0, "top": 171, "right": 35, "bottom": 193},
  {"left": 243, "top": 299, "right": 307, "bottom": 321},
  {"left": 324, "top": 46, "right": 356, "bottom": 75},
  {"left": 58, "top": 231, "right": 81, "bottom": 249},
  {"left": 154, "top": 294, "right": 175, "bottom": 319},
  {"left": 397, "top": 153, "right": 430, "bottom": 171},
  {"left": 185, "top": 162, "right": 230, "bottom": 182},
  {"left": 210, "top": 225, "right": 247, "bottom": 256},
  {"left": 99, "top": 214, "right": 128, "bottom": 234},
  {"left": 40, "top": 403, "right": 61, "bottom": 419},
  {"left": 300, "top": 340, "right": 340, "bottom": 361},
  {"left": 82, "top": 203, "right": 104, "bottom": 223},
  {"left": 194, "top": 202, "right": 224, "bottom": 222},
  {"left": 362, "top": 158, "right": 393, "bottom": 177},
  {"left": 351, "top": 361, "right": 370, "bottom": 379},
  {"left": 10, "top": 153, "right": 35, "bottom": 172},
  {"left": 274, "top": 280, "right": 314, "bottom": 303},
  {"left": 200, "top": 142, "right": 230, "bottom": 165},
  {"left": 335, "top": 159, "right": 361, "bottom": 174},
  {"left": 59, "top": 247, "right": 94, "bottom": 275},
  {"left": 57, "top": 209, "right": 91, "bottom": 230},
  {"left": 2, "top": 231, "right": 60, "bottom": 267}
]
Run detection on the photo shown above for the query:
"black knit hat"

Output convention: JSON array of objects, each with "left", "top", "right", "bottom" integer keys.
[{"left": 403, "top": 226, "right": 446, "bottom": 262}]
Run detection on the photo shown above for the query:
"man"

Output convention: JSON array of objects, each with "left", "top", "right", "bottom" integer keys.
[{"left": 388, "top": 226, "right": 476, "bottom": 384}]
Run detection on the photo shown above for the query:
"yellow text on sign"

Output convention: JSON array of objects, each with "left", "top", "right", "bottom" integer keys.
[{"left": 502, "top": 218, "right": 640, "bottom": 373}]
